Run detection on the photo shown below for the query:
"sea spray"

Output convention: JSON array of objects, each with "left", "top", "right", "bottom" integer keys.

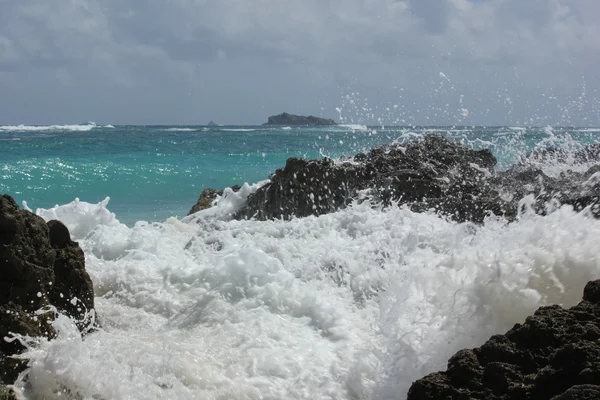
[
  {"left": 3, "top": 125, "right": 600, "bottom": 399},
  {"left": 11, "top": 194, "right": 600, "bottom": 399}
]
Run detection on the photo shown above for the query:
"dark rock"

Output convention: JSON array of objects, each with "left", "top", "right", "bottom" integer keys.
[
  {"left": 236, "top": 157, "right": 368, "bottom": 220},
  {"left": 0, "top": 194, "right": 96, "bottom": 385},
  {"left": 575, "top": 143, "right": 600, "bottom": 163},
  {"left": 263, "top": 112, "right": 337, "bottom": 126},
  {"left": 188, "top": 185, "right": 241, "bottom": 215},
  {"left": 583, "top": 280, "right": 600, "bottom": 304},
  {"left": 191, "top": 136, "right": 600, "bottom": 224},
  {"left": 551, "top": 385, "right": 600, "bottom": 400},
  {"left": 522, "top": 147, "right": 571, "bottom": 164},
  {"left": 49, "top": 239, "right": 95, "bottom": 332},
  {"left": 231, "top": 135, "right": 600, "bottom": 223},
  {"left": 407, "top": 280, "right": 600, "bottom": 400},
  {"left": 47, "top": 219, "right": 71, "bottom": 247},
  {"left": 236, "top": 135, "right": 501, "bottom": 222},
  {"left": 407, "top": 372, "right": 464, "bottom": 400},
  {"left": 447, "top": 350, "right": 483, "bottom": 388}
]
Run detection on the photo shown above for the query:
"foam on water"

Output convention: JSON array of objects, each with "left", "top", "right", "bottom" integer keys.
[
  {"left": 10, "top": 191, "right": 600, "bottom": 399},
  {"left": 165, "top": 128, "right": 198, "bottom": 132},
  {"left": 339, "top": 124, "right": 369, "bottom": 132},
  {"left": 27, "top": 197, "right": 124, "bottom": 241},
  {"left": 576, "top": 128, "right": 600, "bottom": 133},
  {"left": 0, "top": 122, "right": 100, "bottom": 132}
]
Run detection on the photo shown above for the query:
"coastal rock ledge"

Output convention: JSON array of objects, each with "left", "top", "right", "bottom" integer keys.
[
  {"left": 407, "top": 280, "right": 600, "bottom": 400},
  {"left": 263, "top": 112, "right": 337, "bottom": 126},
  {"left": 231, "top": 135, "right": 600, "bottom": 223},
  {"left": 0, "top": 194, "right": 96, "bottom": 391}
]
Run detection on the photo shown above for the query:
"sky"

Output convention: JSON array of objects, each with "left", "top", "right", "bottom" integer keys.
[{"left": 1, "top": 0, "right": 599, "bottom": 126}]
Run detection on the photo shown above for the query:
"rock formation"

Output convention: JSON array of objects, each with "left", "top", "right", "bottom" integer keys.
[
  {"left": 407, "top": 280, "right": 600, "bottom": 399},
  {"left": 263, "top": 112, "right": 337, "bottom": 126},
  {"left": 225, "top": 135, "right": 600, "bottom": 223},
  {"left": 0, "top": 195, "right": 95, "bottom": 386},
  {"left": 188, "top": 185, "right": 241, "bottom": 215}
]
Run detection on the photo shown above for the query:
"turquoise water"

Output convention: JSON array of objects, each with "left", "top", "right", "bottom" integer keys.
[
  {"left": 4, "top": 123, "right": 600, "bottom": 400},
  {"left": 1, "top": 123, "right": 599, "bottom": 225}
]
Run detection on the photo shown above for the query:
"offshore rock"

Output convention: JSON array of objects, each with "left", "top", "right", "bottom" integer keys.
[
  {"left": 232, "top": 135, "right": 600, "bottom": 223},
  {"left": 0, "top": 195, "right": 95, "bottom": 383},
  {"left": 263, "top": 112, "right": 337, "bottom": 126},
  {"left": 407, "top": 280, "right": 600, "bottom": 400}
]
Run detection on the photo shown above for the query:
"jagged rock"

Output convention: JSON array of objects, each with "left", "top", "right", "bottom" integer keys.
[
  {"left": 407, "top": 280, "right": 600, "bottom": 400},
  {"left": 188, "top": 185, "right": 241, "bottom": 215},
  {"left": 0, "top": 195, "right": 96, "bottom": 384},
  {"left": 263, "top": 112, "right": 337, "bottom": 126},
  {"left": 575, "top": 143, "right": 600, "bottom": 163},
  {"left": 235, "top": 135, "right": 501, "bottom": 222},
  {"left": 228, "top": 135, "right": 600, "bottom": 223}
]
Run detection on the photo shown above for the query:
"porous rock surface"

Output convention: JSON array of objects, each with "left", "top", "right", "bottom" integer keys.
[
  {"left": 229, "top": 135, "right": 600, "bottom": 223},
  {"left": 0, "top": 194, "right": 95, "bottom": 385},
  {"left": 407, "top": 280, "right": 600, "bottom": 399}
]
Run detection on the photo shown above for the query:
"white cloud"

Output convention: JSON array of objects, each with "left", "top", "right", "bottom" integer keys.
[{"left": 0, "top": 0, "right": 598, "bottom": 125}]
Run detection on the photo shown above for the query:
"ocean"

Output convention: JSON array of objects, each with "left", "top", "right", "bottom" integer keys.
[{"left": 1, "top": 123, "right": 600, "bottom": 399}]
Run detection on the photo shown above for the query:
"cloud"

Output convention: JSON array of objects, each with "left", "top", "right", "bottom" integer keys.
[{"left": 0, "top": 0, "right": 598, "bottom": 125}]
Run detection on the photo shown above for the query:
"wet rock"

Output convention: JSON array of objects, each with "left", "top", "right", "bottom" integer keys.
[
  {"left": 551, "top": 385, "right": 600, "bottom": 400},
  {"left": 523, "top": 146, "right": 572, "bottom": 164},
  {"left": 0, "top": 194, "right": 96, "bottom": 384},
  {"left": 235, "top": 135, "right": 500, "bottom": 222},
  {"left": 229, "top": 135, "right": 600, "bottom": 223},
  {"left": 188, "top": 185, "right": 241, "bottom": 215},
  {"left": 190, "top": 136, "right": 600, "bottom": 223},
  {"left": 407, "top": 280, "right": 600, "bottom": 400},
  {"left": 47, "top": 219, "right": 71, "bottom": 247},
  {"left": 575, "top": 143, "right": 600, "bottom": 163}
]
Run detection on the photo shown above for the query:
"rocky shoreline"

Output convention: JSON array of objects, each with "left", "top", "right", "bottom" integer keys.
[
  {"left": 0, "top": 195, "right": 96, "bottom": 398},
  {"left": 188, "top": 134, "right": 600, "bottom": 398},
  {"left": 190, "top": 134, "right": 600, "bottom": 223},
  {"left": 2, "top": 134, "right": 600, "bottom": 398},
  {"left": 408, "top": 280, "right": 600, "bottom": 399}
]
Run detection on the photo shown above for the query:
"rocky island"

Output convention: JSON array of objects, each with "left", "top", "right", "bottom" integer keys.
[{"left": 263, "top": 112, "right": 337, "bottom": 126}]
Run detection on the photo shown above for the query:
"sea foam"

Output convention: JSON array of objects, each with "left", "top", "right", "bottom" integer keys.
[
  {"left": 0, "top": 122, "right": 100, "bottom": 132},
  {"left": 12, "top": 193, "right": 600, "bottom": 399}
]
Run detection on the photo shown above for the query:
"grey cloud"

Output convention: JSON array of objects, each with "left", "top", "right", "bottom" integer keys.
[
  {"left": 0, "top": 0, "right": 598, "bottom": 126},
  {"left": 407, "top": 0, "right": 451, "bottom": 33}
]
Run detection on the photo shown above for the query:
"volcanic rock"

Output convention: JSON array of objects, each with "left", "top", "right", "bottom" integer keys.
[
  {"left": 231, "top": 135, "right": 600, "bottom": 223},
  {"left": 235, "top": 135, "right": 501, "bottom": 222},
  {"left": 0, "top": 195, "right": 96, "bottom": 384},
  {"left": 407, "top": 280, "right": 600, "bottom": 400}
]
